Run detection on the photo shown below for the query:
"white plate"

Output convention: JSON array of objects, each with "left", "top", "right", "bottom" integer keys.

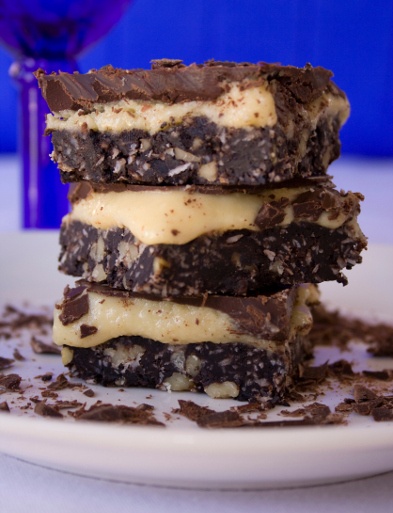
[{"left": 0, "top": 232, "right": 392, "bottom": 490}]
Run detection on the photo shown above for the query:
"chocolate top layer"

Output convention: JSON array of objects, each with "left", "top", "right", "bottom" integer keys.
[{"left": 35, "top": 59, "right": 340, "bottom": 112}]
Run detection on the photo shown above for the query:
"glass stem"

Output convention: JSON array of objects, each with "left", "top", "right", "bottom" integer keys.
[{"left": 10, "top": 58, "right": 77, "bottom": 229}]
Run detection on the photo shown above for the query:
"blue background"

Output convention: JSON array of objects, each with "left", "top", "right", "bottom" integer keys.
[{"left": 0, "top": 0, "right": 392, "bottom": 156}]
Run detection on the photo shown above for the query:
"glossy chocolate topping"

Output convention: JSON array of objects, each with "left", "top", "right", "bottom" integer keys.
[{"left": 35, "top": 59, "right": 338, "bottom": 112}]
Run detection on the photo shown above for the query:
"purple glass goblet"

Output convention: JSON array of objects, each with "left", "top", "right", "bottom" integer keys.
[{"left": 0, "top": 0, "right": 132, "bottom": 228}]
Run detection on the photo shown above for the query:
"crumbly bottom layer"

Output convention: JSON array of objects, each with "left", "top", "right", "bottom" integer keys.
[
  {"left": 51, "top": 114, "right": 341, "bottom": 186},
  {"left": 59, "top": 220, "right": 366, "bottom": 297},
  {"left": 64, "top": 334, "right": 313, "bottom": 403}
]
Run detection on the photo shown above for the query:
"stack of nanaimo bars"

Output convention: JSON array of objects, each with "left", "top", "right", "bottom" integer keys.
[{"left": 36, "top": 60, "right": 366, "bottom": 405}]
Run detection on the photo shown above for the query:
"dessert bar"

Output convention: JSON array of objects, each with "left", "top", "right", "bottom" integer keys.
[
  {"left": 54, "top": 281, "right": 318, "bottom": 403},
  {"left": 58, "top": 182, "right": 366, "bottom": 297},
  {"left": 36, "top": 60, "right": 349, "bottom": 186}
]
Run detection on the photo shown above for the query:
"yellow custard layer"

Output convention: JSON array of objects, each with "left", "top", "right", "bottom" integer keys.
[
  {"left": 66, "top": 186, "right": 357, "bottom": 245},
  {"left": 46, "top": 81, "right": 349, "bottom": 136},
  {"left": 53, "top": 284, "right": 318, "bottom": 351},
  {"left": 46, "top": 83, "right": 277, "bottom": 133}
]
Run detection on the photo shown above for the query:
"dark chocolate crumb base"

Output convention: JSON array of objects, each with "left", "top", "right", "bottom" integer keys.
[
  {"left": 59, "top": 220, "right": 366, "bottom": 297},
  {"left": 52, "top": 115, "right": 341, "bottom": 187},
  {"left": 64, "top": 334, "right": 312, "bottom": 404}
]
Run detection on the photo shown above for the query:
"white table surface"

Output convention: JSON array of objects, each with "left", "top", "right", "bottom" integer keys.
[{"left": 0, "top": 154, "right": 393, "bottom": 513}]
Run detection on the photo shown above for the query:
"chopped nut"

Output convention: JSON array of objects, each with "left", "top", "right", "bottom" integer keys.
[
  {"left": 204, "top": 381, "right": 239, "bottom": 399},
  {"left": 198, "top": 161, "right": 217, "bottom": 182}
]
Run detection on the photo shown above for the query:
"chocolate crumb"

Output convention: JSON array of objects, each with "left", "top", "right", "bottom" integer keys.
[
  {"left": 47, "top": 373, "right": 69, "bottom": 391},
  {"left": 35, "top": 372, "right": 53, "bottom": 382},
  {"left": 0, "top": 401, "right": 10, "bottom": 412},
  {"left": 12, "top": 348, "right": 25, "bottom": 361},
  {"left": 83, "top": 388, "right": 95, "bottom": 397}
]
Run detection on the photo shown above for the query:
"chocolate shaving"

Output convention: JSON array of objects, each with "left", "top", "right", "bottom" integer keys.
[
  {"left": 173, "top": 399, "right": 216, "bottom": 422},
  {"left": 353, "top": 384, "right": 378, "bottom": 402},
  {"left": 348, "top": 384, "right": 393, "bottom": 421},
  {"left": 0, "top": 373, "right": 22, "bottom": 391},
  {"left": 40, "top": 390, "right": 59, "bottom": 399},
  {"left": 0, "top": 357, "right": 14, "bottom": 370},
  {"left": 196, "top": 410, "right": 250, "bottom": 428},
  {"left": 0, "top": 305, "right": 52, "bottom": 330},
  {"left": 328, "top": 359, "right": 355, "bottom": 378},
  {"left": 309, "top": 303, "right": 393, "bottom": 356},
  {"left": 335, "top": 400, "right": 355, "bottom": 413},
  {"left": 174, "top": 399, "right": 345, "bottom": 429},
  {"left": 174, "top": 400, "right": 260, "bottom": 428},
  {"left": 299, "top": 362, "right": 329, "bottom": 384},
  {"left": 54, "top": 400, "right": 83, "bottom": 410},
  {"left": 372, "top": 407, "right": 393, "bottom": 422},
  {"left": 31, "top": 336, "right": 61, "bottom": 355},
  {"left": 362, "top": 370, "right": 393, "bottom": 381},
  {"left": 58, "top": 289, "right": 89, "bottom": 326},
  {"left": 34, "top": 401, "right": 63, "bottom": 418},
  {"left": 80, "top": 324, "right": 98, "bottom": 338},
  {"left": 71, "top": 402, "right": 164, "bottom": 426},
  {"left": 230, "top": 402, "right": 266, "bottom": 414},
  {"left": 47, "top": 373, "right": 69, "bottom": 391},
  {"left": 255, "top": 199, "right": 288, "bottom": 231}
]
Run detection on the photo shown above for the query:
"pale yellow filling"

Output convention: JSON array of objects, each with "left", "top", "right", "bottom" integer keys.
[
  {"left": 46, "top": 84, "right": 277, "bottom": 134},
  {"left": 66, "top": 187, "right": 351, "bottom": 245},
  {"left": 53, "top": 284, "right": 318, "bottom": 352}
]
